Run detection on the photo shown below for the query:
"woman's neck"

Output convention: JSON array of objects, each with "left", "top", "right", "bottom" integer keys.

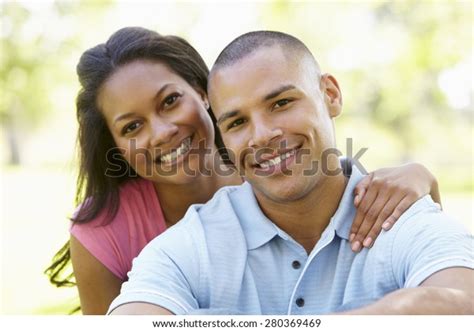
[{"left": 153, "top": 156, "right": 241, "bottom": 227}]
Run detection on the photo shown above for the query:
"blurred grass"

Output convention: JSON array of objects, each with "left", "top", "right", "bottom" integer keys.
[
  {"left": 1, "top": 166, "right": 78, "bottom": 314},
  {"left": 1, "top": 166, "right": 472, "bottom": 314}
]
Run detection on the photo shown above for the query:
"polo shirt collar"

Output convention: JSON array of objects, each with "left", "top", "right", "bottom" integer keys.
[
  {"left": 330, "top": 164, "right": 366, "bottom": 240},
  {"left": 231, "top": 182, "right": 279, "bottom": 250},
  {"left": 232, "top": 164, "right": 366, "bottom": 249}
]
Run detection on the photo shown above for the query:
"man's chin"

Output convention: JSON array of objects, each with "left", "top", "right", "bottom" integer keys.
[{"left": 251, "top": 180, "right": 313, "bottom": 204}]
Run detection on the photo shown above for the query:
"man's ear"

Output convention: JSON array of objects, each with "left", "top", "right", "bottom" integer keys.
[{"left": 320, "top": 74, "right": 342, "bottom": 117}]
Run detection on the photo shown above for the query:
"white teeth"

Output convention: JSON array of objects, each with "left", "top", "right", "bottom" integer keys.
[
  {"left": 259, "top": 150, "right": 294, "bottom": 169},
  {"left": 159, "top": 137, "right": 191, "bottom": 163}
]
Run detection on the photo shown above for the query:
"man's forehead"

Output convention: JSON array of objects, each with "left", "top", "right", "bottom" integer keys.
[
  {"left": 210, "top": 49, "right": 297, "bottom": 93},
  {"left": 210, "top": 44, "right": 319, "bottom": 86},
  {"left": 216, "top": 45, "right": 289, "bottom": 73},
  {"left": 212, "top": 52, "right": 311, "bottom": 98}
]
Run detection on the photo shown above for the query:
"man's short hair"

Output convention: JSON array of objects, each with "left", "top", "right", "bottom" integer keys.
[{"left": 210, "top": 30, "right": 320, "bottom": 75}]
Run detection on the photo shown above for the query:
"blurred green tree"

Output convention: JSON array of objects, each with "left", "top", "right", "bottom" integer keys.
[
  {"left": 0, "top": 1, "right": 111, "bottom": 165},
  {"left": 362, "top": 1, "right": 472, "bottom": 160}
]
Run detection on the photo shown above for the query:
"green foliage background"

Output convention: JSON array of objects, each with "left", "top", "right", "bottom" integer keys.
[{"left": 0, "top": 0, "right": 472, "bottom": 314}]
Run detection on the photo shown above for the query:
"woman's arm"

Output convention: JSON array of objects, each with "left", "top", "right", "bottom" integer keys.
[
  {"left": 70, "top": 235, "right": 123, "bottom": 314},
  {"left": 349, "top": 163, "right": 441, "bottom": 252}
]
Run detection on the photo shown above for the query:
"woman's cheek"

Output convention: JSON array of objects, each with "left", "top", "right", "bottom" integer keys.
[
  {"left": 130, "top": 147, "right": 151, "bottom": 173},
  {"left": 116, "top": 139, "right": 148, "bottom": 174}
]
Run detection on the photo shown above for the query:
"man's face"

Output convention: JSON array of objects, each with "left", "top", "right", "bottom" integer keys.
[{"left": 209, "top": 45, "right": 342, "bottom": 203}]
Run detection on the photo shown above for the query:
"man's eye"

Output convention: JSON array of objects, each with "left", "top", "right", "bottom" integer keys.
[
  {"left": 163, "top": 93, "right": 181, "bottom": 108},
  {"left": 227, "top": 118, "right": 245, "bottom": 130},
  {"left": 273, "top": 99, "right": 291, "bottom": 109},
  {"left": 122, "top": 122, "right": 141, "bottom": 135}
]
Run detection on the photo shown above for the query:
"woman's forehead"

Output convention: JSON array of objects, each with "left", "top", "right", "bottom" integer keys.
[{"left": 98, "top": 61, "right": 188, "bottom": 113}]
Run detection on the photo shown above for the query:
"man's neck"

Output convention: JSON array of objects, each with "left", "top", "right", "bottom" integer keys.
[{"left": 255, "top": 172, "right": 348, "bottom": 254}]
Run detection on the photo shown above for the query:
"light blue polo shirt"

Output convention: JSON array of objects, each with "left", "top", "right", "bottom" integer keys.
[{"left": 108, "top": 166, "right": 473, "bottom": 315}]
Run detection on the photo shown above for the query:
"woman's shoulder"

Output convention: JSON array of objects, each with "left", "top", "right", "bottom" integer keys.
[
  {"left": 71, "top": 177, "right": 164, "bottom": 230},
  {"left": 118, "top": 177, "right": 164, "bottom": 220},
  {"left": 69, "top": 178, "right": 166, "bottom": 279}
]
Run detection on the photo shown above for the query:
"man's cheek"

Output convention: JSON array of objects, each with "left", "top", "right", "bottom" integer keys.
[{"left": 224, "top": 142, "right": 239, "bottom": 165}]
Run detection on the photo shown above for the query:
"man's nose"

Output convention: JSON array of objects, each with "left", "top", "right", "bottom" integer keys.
[{"left": 247, "top": 118, "right": 283, "bottom": 148}]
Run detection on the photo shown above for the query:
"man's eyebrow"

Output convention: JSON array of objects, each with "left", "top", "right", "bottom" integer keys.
[
  {"left": 217, "top": 110, "right": 240, "bottom": 126},
  {"left": 114, "top": 83, "right": 173, "bottom": 124},
  {"left": 215, "top": 85, "right": 297, "bottom": 126},
  {"left": 263, "top": 84, "right": 296, "bottom": 101}
]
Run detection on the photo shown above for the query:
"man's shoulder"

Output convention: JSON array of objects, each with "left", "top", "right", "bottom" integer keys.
[
  {"left": 364, "top": 195, "right": 465, "bottom": 256},
  {"left": 397, "top": 195, "right": 441, "bottom": 222},
  {"left": 393, "top": 195, "right": 464, "bottom": 233},
  {"left": 376, "top": 195, "right": 473, "bottom": 288},
  {"left": 194, "top": 183, "right": 250, "bottom": 220},
  {"left": 379, "top": 194, "right": 471, "bottom": 253}
]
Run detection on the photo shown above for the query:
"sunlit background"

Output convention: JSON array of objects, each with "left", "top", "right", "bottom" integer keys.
[{"left": 1, "top": 0, "right": 472, "bottom": 314}]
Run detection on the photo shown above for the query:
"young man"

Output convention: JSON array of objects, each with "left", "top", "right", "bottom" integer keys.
[{"left": 109, "top": 31, "right": 473, "bottom": 314}]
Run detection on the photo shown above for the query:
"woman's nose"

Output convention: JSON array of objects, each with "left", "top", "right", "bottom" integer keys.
[{"left": 150, "top": 118, "right": 179, "bottom": 147}]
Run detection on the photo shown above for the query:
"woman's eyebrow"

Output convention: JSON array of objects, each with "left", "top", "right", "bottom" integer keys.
[
  {"left": 152, "top": 83, "right": 175, "bottom": 102},
  {"left": 114, "top": 83, "right": 177, "bottom": 125},
  {"left": 114, "top": 112, "right": 137, "bottom": 125}
]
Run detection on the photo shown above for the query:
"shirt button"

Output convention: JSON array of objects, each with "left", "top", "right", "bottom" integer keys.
[
  {"left": 292, "top": 260, "right": 301, "bottom": 269},
  {"left": 296, "top": 298, "right": 305, "bottom": 307}
]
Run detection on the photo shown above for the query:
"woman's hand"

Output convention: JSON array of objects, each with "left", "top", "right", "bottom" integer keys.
[{"left": 349, "top": 163, "right": 440, "bottom": 252}]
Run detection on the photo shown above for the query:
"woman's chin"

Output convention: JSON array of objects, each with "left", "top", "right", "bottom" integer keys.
[
  {"left": 151, "top": 172, "right": 201, "bottom": 186},
  {"left": 147, "top": 164, "right": 205, "bottom": 186}
]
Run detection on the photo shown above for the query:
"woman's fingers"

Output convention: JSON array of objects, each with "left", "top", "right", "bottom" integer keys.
[
  {"left": 351, "top": 191, "right": 390, "bottom": 252},
  {"left": 380, "top": 194, "right": 417, "bottom": 231},
  {"left": 349, "top": 186, "right": 378, "bottom": 249},
  {"left": 353, "top": 174, "right": 372, "bottom": 207},
  {"left": 360, "top": 193, "right": 405, "bottom": 248},
  {"left": 349, "top": 163, "right": 436, "bottom": 253},
  {"left": 352, "top": 193, "right": 416, "bottom": 252},
  {"left": 353, "top": 192, "right": 391, "bottom": 249}
]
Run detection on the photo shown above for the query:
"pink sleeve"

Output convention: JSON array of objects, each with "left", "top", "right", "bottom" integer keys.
[
  {"left": 70, "top": 179, "right": 167, "bottom": 281},
  {"left": 70, "top": 207, "right": 131, "bottom": 280}
]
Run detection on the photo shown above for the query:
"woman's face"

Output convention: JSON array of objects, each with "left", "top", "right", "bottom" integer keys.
[{"left": 98, "top": 60, "right": 215, "bottom": 185}]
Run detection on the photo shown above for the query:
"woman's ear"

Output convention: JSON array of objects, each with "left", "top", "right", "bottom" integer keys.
[
  {"left": 202, "top": 95, "right": 209, "bottom": 110},
  {"left": 320, "top": 73, "right": 343, "bottom": 117},
  {"left": 196, "top": 88, "right": 210, "bottom": 109}
]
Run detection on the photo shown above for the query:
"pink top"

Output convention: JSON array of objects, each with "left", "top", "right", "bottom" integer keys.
[{"left": 70, "top": 178, "right": 167, "bottom": 280}]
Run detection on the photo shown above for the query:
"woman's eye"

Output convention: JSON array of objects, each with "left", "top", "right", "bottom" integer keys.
[
  {"left": 227, "top": 118, "right": 245, "bottom": 130},
  {"left": 163, "top": 93, "right": 181, "bottom": 108},
  {"left": 122, "top": 122, "right": 141, "bottom": 135},
  {"left": 273, "top": 98, "right": 291, "bottom": 109}
]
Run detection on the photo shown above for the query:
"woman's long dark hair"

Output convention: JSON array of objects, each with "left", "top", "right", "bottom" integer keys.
[{"left": 45, "top": 27, "right": 227, "bottom": 308}]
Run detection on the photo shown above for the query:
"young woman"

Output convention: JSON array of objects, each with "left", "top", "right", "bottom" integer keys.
[{"left": 46, "top": 27, "right": 441, "bottom": 314}]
